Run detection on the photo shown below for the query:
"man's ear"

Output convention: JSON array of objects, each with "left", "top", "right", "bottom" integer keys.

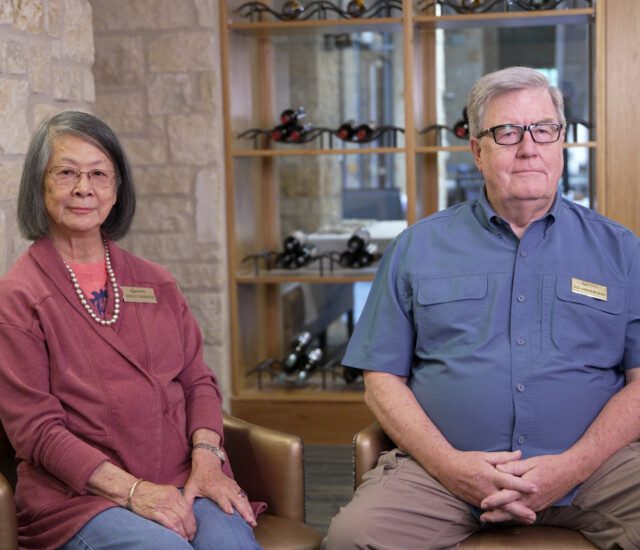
[{"left": 470, "top": 138, "right": 483, "bottom": 173}]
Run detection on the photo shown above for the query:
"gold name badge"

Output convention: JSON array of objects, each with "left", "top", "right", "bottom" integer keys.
[
  {"left": 121, "top": 286, "right": 157, "bottom": 303},
  {"left": 571, "top": 278, "right": 607, "bottom": 301}
]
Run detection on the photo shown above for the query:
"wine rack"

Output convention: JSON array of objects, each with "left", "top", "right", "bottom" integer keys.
[{"left": 219, "top": 0, "right": 611, "bottom": 443}]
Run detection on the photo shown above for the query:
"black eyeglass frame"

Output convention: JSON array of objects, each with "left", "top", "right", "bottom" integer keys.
[{"left": 476, "top": 123, "right": 564, "bottom": 145}]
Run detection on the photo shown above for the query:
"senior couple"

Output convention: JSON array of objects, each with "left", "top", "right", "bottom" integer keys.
[{"left": 1, "top": 66, "right": 638, "bottom": 550}]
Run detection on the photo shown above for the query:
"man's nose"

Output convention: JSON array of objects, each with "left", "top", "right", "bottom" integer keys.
[{"left": 518, "top": 129, "right": 539, "bottom": 155}]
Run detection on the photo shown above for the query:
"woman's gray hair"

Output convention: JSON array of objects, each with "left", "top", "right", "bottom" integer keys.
[
  {"left": 466, "top": 66, "right": 566, "bottom": 138},
  {"left": 17, "top": 111, "right": 136, "bottom": 241}
]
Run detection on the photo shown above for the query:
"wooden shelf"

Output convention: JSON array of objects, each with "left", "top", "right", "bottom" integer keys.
[
  {"left": 228, "top": 16, "right": 403, "bottom": 34},
  {"left": 230, "top": 386, "right": 374, "bottom": 444},
  {"left": 236, "top": 270, "right": 377, "bottom": 284},
  {"left": 235, "top": 386, "right": 364, "bottom": 402},
  {"left": 416, "top": 141, "right": 597, "bottom": 154},
  {"left": 234, "top": 141, "right": 597, "bottom": 157},
  {"left": 415, "top": 8, "right": 594, "bottom": 29},
  {"left": 232, "top": 146, "right": 405, "bottom": 157}
]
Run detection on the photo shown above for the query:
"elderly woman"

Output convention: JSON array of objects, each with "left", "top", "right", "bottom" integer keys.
[{"left": 0, "top": 111, "right": 264, "bottom": 549}]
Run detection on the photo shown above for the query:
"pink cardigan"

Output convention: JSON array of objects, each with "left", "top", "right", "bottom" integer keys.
[{"left": 0, "top": 237, "right": 241, "bottom": 549}]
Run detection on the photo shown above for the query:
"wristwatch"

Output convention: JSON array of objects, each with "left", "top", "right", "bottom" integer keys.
[{"left": 192, "top": 442, "right": 226, "bottom": 464}]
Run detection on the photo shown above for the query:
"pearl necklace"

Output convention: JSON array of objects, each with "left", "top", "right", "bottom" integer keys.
[{"left": 64, "top": 239, "right": 121, "bottom": 326}]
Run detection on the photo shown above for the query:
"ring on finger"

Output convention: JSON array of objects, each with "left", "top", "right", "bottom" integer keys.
[{"left": 238, "top": 489, "right": 247, "bottom": 498}]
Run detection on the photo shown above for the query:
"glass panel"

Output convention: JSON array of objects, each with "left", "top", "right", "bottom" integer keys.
[
  {"left": 270, "top": 30, "right": 404, "bottom": 148},
  {"left": 267, "top": 30, "right": 407, "bottom": 249},
  {"left": 276, "top": 153, "right": 407, "bottom": 264}
]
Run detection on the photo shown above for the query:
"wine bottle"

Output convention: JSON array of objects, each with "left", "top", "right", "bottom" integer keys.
[
  {"left": 288, "top": 123, "right": 312, "bottom": 143},
  {"left": 283, "top": 331, "right": 312, "bottom": 374},
  {"left": 297, "top": 347, "right": 324, "bottom": 383},
  {"left": 346, "top": 228, "right": 371, "bottom": 253},
  {"left": 354, "top": 122, "right": 377, "bottom": 142},
  {"left": 270, "top": 124, "right": 290, "bottom": 142},
  {"left": 280, "top": 106, "right": 306, "bottom": 126},
  {"left": 453, "top": 107, "right": 469, "bottom": 139},
  {"left": 295, "top": 243, "right": 318, "bottom": 267},
  {"left": 358, "top": 242, "right": 379, "bottom": 268},
  {"left": 283, "top": 231, "right": 306, "bottom": 252},
  {"left": 282, "top": 1, "right": 304, "bottom": 20},
  {"left": 339, "top": 229, "right": 379, "bottom": 268},
  {"left": 346, "top": 0, "right": 366, "bottom": 18},
  {"left": 336, "top": 120, "right": 357, "bottom": 141}
]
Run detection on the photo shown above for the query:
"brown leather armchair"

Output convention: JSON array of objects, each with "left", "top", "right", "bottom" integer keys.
[
  {"left": 353, "top": 422, "right": 596, "bottom": 549},
  {"left": 0, "top": 415, "right": 322, "bottom": 550}
]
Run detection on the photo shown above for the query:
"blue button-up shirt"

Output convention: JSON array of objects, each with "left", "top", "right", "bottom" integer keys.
[{"left": 343, "top": 188, "right": 640, "bottom": 504}]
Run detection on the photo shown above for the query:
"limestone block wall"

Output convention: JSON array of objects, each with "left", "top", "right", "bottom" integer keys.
[
  {"left": 90, "top": 0, "right": 231, "bottom": 397},
  {"left": 0, "top": 0, "right": 95, "bottom": 276}
]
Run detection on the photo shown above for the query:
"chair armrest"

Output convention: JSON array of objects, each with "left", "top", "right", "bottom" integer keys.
[
  {"left": 0, "top": 472, "right": 17, "bottom": 550},
  {"left": 223, "top": 413, "right": 305, "bottom": 522},
  {"left": 353, "top": 421, "right": 394, "bottom": 490}
]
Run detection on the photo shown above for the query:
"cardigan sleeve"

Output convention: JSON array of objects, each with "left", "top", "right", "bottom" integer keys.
[
  {"left": 0, "top": 321, "right": 109, "bottom": 495},
  {"left": 174, "top": 287, "right": 225, "bottom": 442}
]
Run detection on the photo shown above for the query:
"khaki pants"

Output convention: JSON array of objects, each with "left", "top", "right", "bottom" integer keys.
[{"left": 322, "top": 443, "right": 640, "bottom": 550}]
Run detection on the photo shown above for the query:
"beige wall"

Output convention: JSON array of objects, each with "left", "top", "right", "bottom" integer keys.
[{"left": 0, "top": 0, "right": 232, "bottom": 398}]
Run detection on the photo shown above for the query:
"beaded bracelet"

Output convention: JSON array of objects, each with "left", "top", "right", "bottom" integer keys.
[{"left": 127, "top": 478, "right": 144, "bottom": 510}]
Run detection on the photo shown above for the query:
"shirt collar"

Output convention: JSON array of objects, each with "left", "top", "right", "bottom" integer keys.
[{"left": 474, "top": 185, "right": 561, "bottom": 235}]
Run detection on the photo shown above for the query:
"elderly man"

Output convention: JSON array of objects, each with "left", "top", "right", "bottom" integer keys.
[{"left": 323, "top": 67, "right": 640, "bottom": 549}]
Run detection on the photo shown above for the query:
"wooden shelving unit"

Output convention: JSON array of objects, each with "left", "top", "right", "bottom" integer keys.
[{"left": 219, "top": 0, "right": 602, "bottom": 443}]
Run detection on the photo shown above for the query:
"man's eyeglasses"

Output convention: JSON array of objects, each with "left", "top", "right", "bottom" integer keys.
[
  {"left": 46, "top": 166, "right": 116, "bottom": 188},
  {"left": 477, "top": 123, "right": 563, "bottom": 145}
]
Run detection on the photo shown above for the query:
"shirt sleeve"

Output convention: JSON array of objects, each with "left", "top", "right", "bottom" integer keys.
[
  {"left": 342, "top": 237, "right": 416, "bottom": 376},
  {"left": 622, "top": 237, "right": 640, "bottom": 370}
]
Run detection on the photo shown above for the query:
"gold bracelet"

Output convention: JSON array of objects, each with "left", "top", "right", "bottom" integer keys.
[{"left": 127, "top": 478, "right": 144, "bottom": 510}]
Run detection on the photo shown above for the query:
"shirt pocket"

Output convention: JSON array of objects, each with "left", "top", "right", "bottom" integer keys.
[
  {"left": 416, "top": 274, "right": 489, "bottom": 353},
  {"left": 551, "top": 276, "right": 626, "bottom": 366}
]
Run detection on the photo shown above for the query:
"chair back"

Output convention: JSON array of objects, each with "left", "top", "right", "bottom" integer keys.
[{"left": 223, "top": 414, "right": 306, "bottom": 523}]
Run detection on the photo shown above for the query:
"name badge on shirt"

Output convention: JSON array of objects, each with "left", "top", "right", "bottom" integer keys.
[
  {"left": 121, "top": 286, "right": 157, "bottom": 303},
  {"left": 571, "top": 278, "right": 607, "bottom": 301}
]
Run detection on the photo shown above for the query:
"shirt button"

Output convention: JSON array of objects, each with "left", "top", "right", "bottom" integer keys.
[
  {"left": 518, "top": 436, "right": 526, "bottom": 445},
  {"left": 517, "top": 294, "right": 525, "bottom": 303},
  {"left": 516, "top": 383, "right": 525, "bottom": 392},
  {"left": 520, "top": 250, "right": 527, "bottom": 257},
  {"left": 516, "top": 338, "right": 525, "bottom": 346}
]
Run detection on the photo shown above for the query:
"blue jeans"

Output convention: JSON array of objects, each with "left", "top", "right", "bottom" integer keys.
[{"left": 60, "top": 498, "right": 263, "bottom": 549}]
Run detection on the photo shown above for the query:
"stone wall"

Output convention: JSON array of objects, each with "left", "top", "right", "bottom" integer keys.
[
  {"left": 0, "top": 0, "right": 95, "bottom": 275},
  {"left": 90, "top": 0, "right": 231, "bottom": 397}
]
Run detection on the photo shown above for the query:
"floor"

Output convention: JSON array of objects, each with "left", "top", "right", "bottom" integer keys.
[
  {"left": 300, "top": 283, "right": 371, "bottom": 536},
  {"left": 304, "top": 444, "right": 354, "bottom": 536}
]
